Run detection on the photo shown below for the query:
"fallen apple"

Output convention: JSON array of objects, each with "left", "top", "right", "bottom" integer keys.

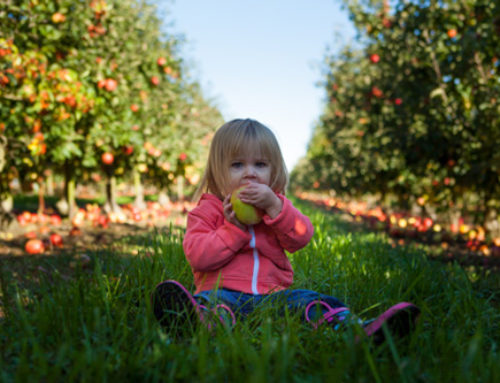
[
  {"left": 50, "top": 233, "right": 63, "bottom": 247},
  {"left": 25, "top": 238, "right": 44, "bottom": 254},
  {"left": 230, "top": 185, "right": 262, "bottom": 225},
  {"left": 50, "top": 214, "right": 62, "bottom": 226}
]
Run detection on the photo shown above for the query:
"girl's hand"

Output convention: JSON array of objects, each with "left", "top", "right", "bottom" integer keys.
[
  {"left": 223, "top": 194, "right": 247, "bottom": 230},
  {"left": 237, "top": 182, "right": 283, "bottom": 219}
]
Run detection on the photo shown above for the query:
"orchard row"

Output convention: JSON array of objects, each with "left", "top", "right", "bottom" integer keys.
[
  {"left": 0, "top": 0, "right": 223, "bottom": 219},
  {"left": 298, "top": 192, "right": 500, "bottom": 263},
  {"left": 292, "top": 0, "right": 500, "bottom": 233}
]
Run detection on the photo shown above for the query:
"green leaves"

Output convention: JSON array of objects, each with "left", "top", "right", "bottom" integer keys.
[
  {"left": 0, "top": 0, "right": 223, "bottom": 201},
  {"left": 293, "top": 0, "right": 500, "bottom": 226}
]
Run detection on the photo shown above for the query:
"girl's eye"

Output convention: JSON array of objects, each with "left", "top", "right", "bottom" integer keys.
[
  {"left": 256, "top": 162, "right": 268, "bottom": 168},
  {"left": 231, "top": 162, "right": 242, "bottom": 168}
]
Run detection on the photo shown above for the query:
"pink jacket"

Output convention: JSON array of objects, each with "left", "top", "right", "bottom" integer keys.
[{"left": 183, "top": 193, "right": 314, "bottom": 295}]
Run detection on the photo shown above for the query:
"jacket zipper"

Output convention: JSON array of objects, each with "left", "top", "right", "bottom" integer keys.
[{"left": 248, "top": 226, "right": 259, "bottom": 294}]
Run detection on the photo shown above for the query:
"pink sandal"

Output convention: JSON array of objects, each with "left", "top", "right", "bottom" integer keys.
[
  {"left": 152, "top": 280, "right": 236, "bottom": 330},
  {"left": 305, "top": 299, "right": 420, "bottom": 344},
  {"left": 305, "top": 300, "right": 353, "bottom": 330},
  {"left": 361, "top": 302, "right": 420, "bottom": 344}
]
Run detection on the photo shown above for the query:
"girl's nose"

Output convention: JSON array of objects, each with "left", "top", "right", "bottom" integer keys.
[{"left": 243, "top": 165, "right": 257, "bottom": 177}]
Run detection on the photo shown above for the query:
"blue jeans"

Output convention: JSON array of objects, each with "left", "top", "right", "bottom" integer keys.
[{"left": 194, "top": 288, "right": 346, "bottom": 321}]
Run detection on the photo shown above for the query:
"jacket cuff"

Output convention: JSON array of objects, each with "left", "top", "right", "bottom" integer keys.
[{"left": 262, "top": 195, "right": 295, "bottom": 232}]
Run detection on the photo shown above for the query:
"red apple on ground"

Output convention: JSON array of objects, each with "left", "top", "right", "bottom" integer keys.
[
  {"left": 50, "top": 214, "right": 62, "bottom": 226},
  {"left": 423, "top": 217, "right": 433, "bottom": 229},
  {"left": 97, "top": 215, "right": 109, "bottom": 228},
  {"left": 71, "top": 210, "right": 86, "bottom": 227},
  {"left": 25, "top": 239, "right": 44, "bottom": 254},
  {"left": 50, "top": 233, "right": 63, "bottom": 247},
  {"left": 17, "top": 214, "right": 29, "bottom": 226},
  {"left": 25, "top": 231, "right": 37, "bottom": 239},
  {"left": 69, "top": 226, "right": 81, "bottom": 236},
  {"left": 22, "top": 211, "right": 32, "bottom": 223},
  {"left": 230, "top": 185, "right": 262, "bottom": 225},
  {"left": 39, "top": 226, "right": 50, "bottom": 235}
]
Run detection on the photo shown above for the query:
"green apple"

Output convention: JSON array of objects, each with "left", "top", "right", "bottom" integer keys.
[{"left": 230, "top": 185, "right": 262, "bottom": 225}]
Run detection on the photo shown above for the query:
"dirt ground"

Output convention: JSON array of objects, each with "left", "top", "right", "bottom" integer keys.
[
  {"left": 0, "top": 204, "right": 188, "bottom": 258},
  {"left": 2, "top": 196, "right": 499, "bottom": 271}
]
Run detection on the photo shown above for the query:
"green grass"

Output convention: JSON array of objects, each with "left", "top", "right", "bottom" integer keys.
[{"left": 1, "top": 199, "right": 499, "bottom": 382}]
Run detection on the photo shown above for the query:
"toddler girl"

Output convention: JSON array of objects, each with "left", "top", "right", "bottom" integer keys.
[{"left": 152, "top": 118, "right": 419, "bottom": 343}]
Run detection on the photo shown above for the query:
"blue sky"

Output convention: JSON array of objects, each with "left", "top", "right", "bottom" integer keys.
[{"left": 157, "top": 0, "right": 356, "bottom": 170}]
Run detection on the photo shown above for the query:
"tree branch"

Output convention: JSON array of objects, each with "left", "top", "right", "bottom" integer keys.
[{"left": 422, "top": 29, "right": 448, "bottom": 104}]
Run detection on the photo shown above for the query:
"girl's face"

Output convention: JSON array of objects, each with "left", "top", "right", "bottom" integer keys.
[{"left": 227, "top": 149, "right": 272, "bottom": 193}]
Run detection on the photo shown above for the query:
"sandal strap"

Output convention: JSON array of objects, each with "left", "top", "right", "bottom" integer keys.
[
  {"left": 198, "top": 303, "right": 236, "bottom": 330},
  {"left": 305, "top": 300, "right": 350, "bottom": 329},
  {"left": 213, "top": 304, "right": 236, "bottom": 326}
]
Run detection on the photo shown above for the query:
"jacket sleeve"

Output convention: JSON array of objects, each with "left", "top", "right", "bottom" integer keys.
[
  {"left": 183, "top": 207, "right": 252, "bottom": 272},
  {"left": 262, "top": 195, "right": 314, "bottom": 253}
]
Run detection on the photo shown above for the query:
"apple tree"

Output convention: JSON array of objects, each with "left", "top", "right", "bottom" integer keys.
[
  {"left": 1, "top": 0, "right": 221, "bottom": 219},
  {"left": 294, "top": 0, "right": 500, "bottom": 230}
]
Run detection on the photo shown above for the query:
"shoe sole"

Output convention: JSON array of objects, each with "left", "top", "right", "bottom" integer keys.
[
  {"left": 363, "top": 302, "right": 420, "bottom": 345},
  {"left": 152, "top": 280, "right": 199, "bottom": 328}
]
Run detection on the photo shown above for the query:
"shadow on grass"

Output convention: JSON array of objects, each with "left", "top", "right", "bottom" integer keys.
[{"left": 12, "top": 193, "right": 161, "bottom": 213}]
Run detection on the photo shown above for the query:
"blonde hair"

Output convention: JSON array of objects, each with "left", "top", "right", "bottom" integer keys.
[{"left": 194, "top": 118, "right": 288, "bottom": 201}]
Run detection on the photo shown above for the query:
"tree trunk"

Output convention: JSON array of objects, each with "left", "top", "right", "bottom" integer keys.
[
  {"left": 176, "top": 175, "right": 184, "bottom": 202},
  {"left": 158, "top": 189, "right": 170, "bottom": 207},
  {"left": 0, "top": 193, "right": 13, "bottom": 228},
  {"left": 484, "top": 207, "right": 499, "bottom": 237},
  {"left": 46, "top": 171, "right": 54, "bottom": 196},
  {"left": 57, "top": 162, "right": 77, "bottom": 218},
  {"left": 104, "top": 173, "right": 120, "bottom": 213},
  {"left": 133, "top": 167, "right": 146, "bottom": 210},
  {"left": 66, "top": 176, "right": 76, "bottom": 218},
  {"left": 447, "top": 206, "right": 461, "bottom": 234},
  {"left": 37, "top": 176, "right": 45, "bottom": 215},
  {"left": 0, "top": 194, "right": 13, "bottom": 213}
]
